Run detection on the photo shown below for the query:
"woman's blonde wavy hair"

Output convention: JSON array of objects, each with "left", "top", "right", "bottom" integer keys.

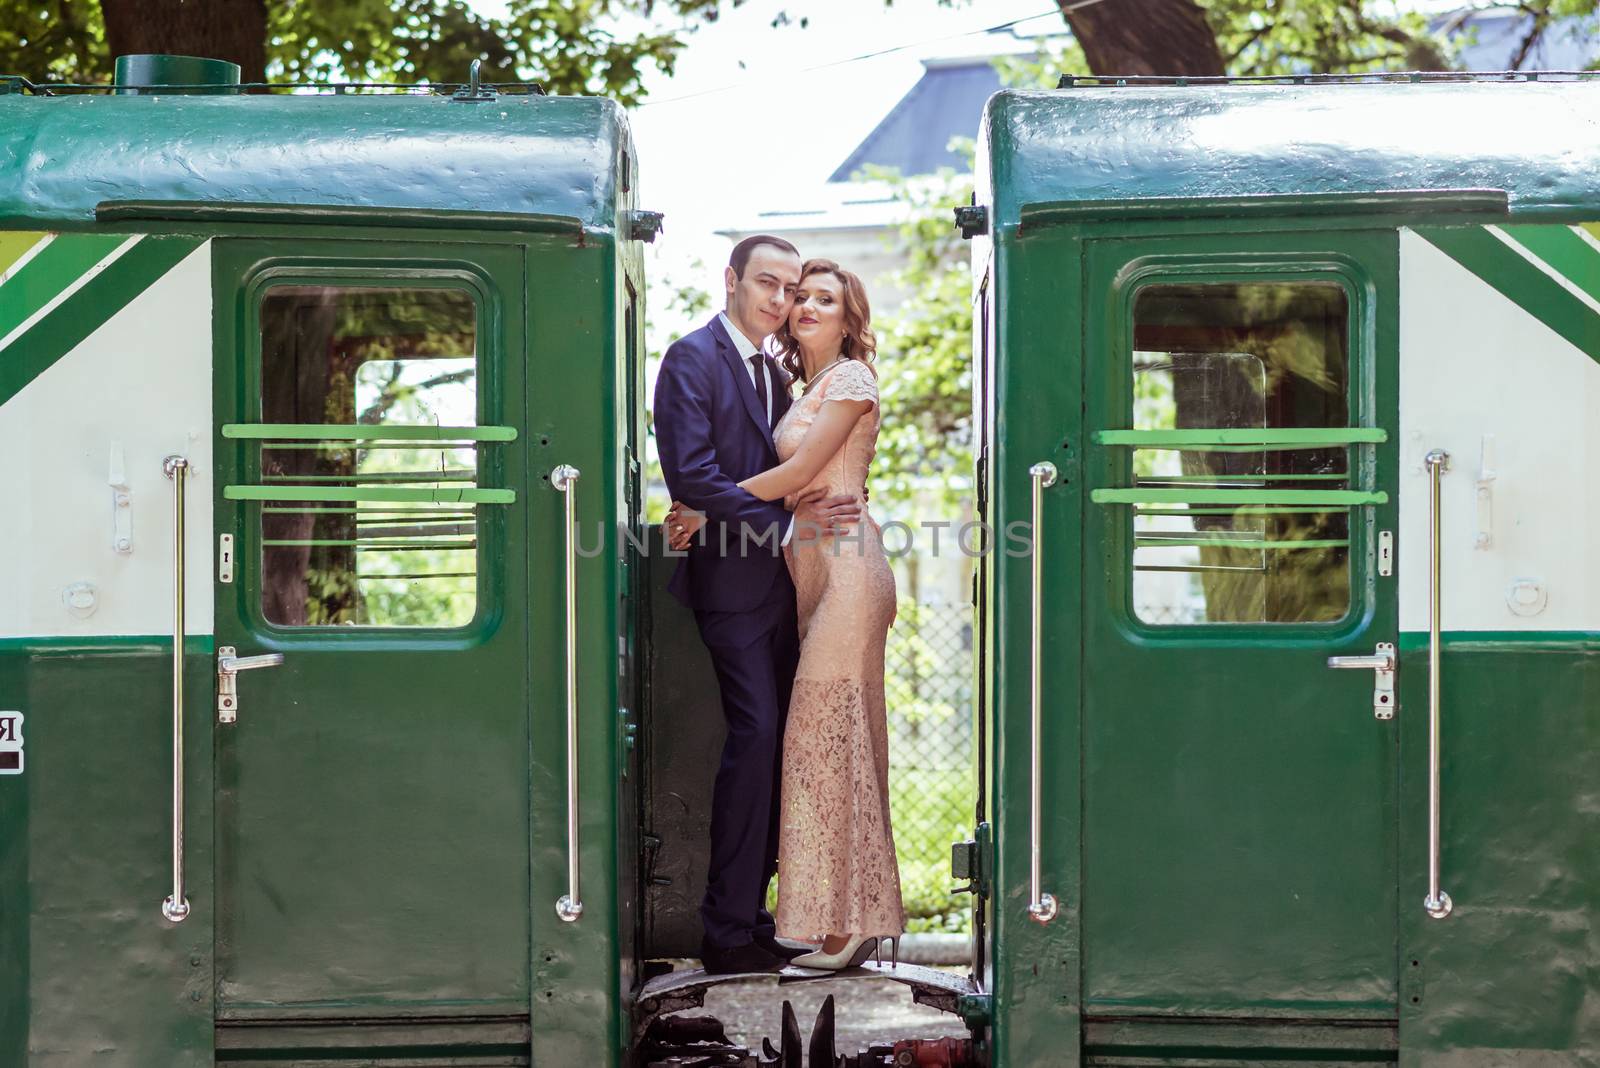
[{"left": 773, "top": 258, "right": 877, "bottom": 384}]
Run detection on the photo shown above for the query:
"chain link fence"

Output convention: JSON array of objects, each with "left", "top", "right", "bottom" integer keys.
[{"left": 885, "top": 600, "right": 975, "bottom": 933}]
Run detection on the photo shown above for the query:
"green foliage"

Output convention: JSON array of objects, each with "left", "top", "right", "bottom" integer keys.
[
  {"left": 890, "top": 762, "right": 973, "bottom": 931},
  {"left": 884, "top": 600, "right": 964, "bottom": 727},
  {"left": 1205, "top": 0, "right": 1452, "bottom": 73},
  {"left": 1009, "top": 0, "right": 1599, "bottom": 82},
  {"left": 884, "top": 600, "right": 974, "bottom": 929},
  {"left": 642, "top": 255, "right": 714, "bottom": 523},
  {"left": 269, "top": 0, "right": 701, "bottom": 101},
  {"left": 861, "top": 160, "right": 975, "bottom": 514},
  {"left": 0, "top": 0, "right": 740, "bottom": 103},
  {"left": 0, "top": 1, "right": 108, "bottom": 81}
]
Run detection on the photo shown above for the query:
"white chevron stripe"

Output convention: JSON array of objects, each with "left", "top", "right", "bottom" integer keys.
[
  {"left": 1571, "top": 223, "right": 1600, "bottom": 258},
  {"left": 1486, "top": 224, "right": 1600, "bottom": 317},
  {"left": 0, "top": 234, "right": 143, "bottom": 355},
  {"left": 0, "top": 233, "right": 53, "bottom": 286}
]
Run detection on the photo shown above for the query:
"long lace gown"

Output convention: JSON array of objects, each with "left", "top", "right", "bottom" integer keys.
[{"left": 772, "top": 357, "right": 904, "bottom": 941}]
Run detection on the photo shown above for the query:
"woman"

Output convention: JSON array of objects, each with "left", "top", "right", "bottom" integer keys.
[{"left": 669, "top": 259, "right": 904, "bottom": 970}]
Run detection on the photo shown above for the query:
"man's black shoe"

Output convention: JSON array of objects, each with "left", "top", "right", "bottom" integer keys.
[
  {"left": 754, "top": 934, "right": 813, "bottom": 962},
  {"left": 700, "top": 939, "right": 784, "bottom": 976}
]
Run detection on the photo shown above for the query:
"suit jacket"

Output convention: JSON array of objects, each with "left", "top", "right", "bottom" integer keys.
[{"left": 654, "top": 315, "right": 795, "bottom": 613}]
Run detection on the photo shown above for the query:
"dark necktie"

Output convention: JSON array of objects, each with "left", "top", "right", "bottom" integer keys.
[{"left": 749, "top": 354, "right": 769, "bottom": 427}]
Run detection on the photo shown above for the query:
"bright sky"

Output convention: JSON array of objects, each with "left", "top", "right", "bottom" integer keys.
[
  {"left": 465, "top": 0, "right": 1480, "bottom": 316},
  {"left": 471, "top": 0, "right": 1062, "bottom": 288}
]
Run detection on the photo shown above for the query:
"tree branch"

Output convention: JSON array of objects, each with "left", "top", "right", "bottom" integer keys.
[{"left": 1508, "top": 9, "right": 1551, "bottom": 70}]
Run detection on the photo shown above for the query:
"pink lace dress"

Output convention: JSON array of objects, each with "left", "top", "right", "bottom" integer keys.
[{"left": 772, "top": 357, "right": 904, "bottom": 940}]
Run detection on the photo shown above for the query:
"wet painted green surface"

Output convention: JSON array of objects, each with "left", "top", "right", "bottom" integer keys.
[
  {"left": 977, "top": 82, "right": 1597, "bottom": 1060},
  {"left": 0, "top": 73, "right": 642, "bottom": 1061},
  {"left": 1078, "top": 230, "right": 1401, "bottom": 1018},
  {"left": 212, "top": 239, "right": 535, "bottom": 1017},
  {"left": 0, "top": 94, "right": 630, "bottom": 228},
  {"left": 0, "top": 228, "right": 633, "bottom": 1064},
  {"left": 0, "top": 644, "right": 214, "bottom": 1066},
  {"left": 0, "top": 650, "right": 26, "bottom": 1067},
  {"left": 981, "top": 83, "right": 1600, "bottom": 231},
  {"left": 1397, "top": 638, "right": 1599, "bottom": 1065},
  {"left": 983, "top": 226, "right": 1084, "bottom": 1068}
]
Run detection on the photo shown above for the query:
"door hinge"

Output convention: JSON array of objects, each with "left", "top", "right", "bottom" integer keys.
[
  {"left": 952, "top": 838, "right": 978, "bottom": 895},
  {"left": 952, "top": 821, "right": 994, "bottom": 898},
  {"left": 955, "top": 992, "right": 993, "bottom": 1029}
]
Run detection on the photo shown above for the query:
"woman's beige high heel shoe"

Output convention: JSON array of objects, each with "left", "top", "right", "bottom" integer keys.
[{"left": 790, "top": 935, "right": 878, "bottom": 971}]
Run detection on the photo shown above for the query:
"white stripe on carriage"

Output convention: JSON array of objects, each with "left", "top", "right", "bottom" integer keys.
[
  {"left": 0, "top": 234, "right": 144, "bottom": 355},
  {"left": 0, "top": 232, "right": 54, "bottom": 286},
  {"left": 1486, "top": 224, "right": 1600, "bottom": 317},
  {"left": 1571, "top": 223, "right": 1600, "bottom": 259}
]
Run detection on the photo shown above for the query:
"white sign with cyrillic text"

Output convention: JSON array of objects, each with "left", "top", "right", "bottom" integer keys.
[{"left": 0, "top": 711, "right": 23, "bottom": 775}]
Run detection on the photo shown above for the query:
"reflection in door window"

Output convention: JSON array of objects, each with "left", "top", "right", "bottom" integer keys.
[
  {"left": 1130, "top": 283, "right": 1351, "bottom": 624},
  {"left": 259, "top": 286, "right": 479, "bottom": 627}
]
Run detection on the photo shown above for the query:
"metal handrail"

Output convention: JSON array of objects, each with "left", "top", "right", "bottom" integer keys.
[
  {"left": 1423, "top": 450, "right": 1454, "bottom": 919},
  {"left": 551, "top": 465, "right": 584, "bottom": 923},
  {"left": 1026, "top": 461, "right": 1059, "bottom": 925},
  {"left": 161, "top": 455, "right": 191, "bottom": 924}
]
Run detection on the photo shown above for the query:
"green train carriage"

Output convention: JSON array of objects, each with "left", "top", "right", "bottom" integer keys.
[
  {"left": 0, "top": 56, "right": 651, "bottom": 1065},
  {"left": 970, "top": 78, "right": 1598, "bottom": 1066},
  {"left": 0, "top": 55, "right": 1594, "bottom": 1068}
]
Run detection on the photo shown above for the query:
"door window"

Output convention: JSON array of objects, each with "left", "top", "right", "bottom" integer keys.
[
  {"left": 254, "top": 285, "right": 482, "bottom": 627},
  {"left": 1122, "top": 282, "right": 1357, "bottom": 624}
]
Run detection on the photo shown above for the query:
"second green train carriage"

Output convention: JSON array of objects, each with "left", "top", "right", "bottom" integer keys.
[{"left": 971, "top": 78, "right": 1598, "bottom": 1067}]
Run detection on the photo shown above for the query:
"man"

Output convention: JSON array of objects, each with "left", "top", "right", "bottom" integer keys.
[{"left": 653, "top": 235, "right": 861, "bottom": 975}]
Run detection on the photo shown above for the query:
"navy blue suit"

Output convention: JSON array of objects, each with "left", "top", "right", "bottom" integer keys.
[{"left": 654, "top": 316, "right": 800, "bottom": 950}]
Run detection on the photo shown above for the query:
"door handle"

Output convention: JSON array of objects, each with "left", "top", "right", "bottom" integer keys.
[
  {"left": 1327, "top": 643, "right": 1396, "bottom": 720},
  {"left": 216, "top": 648, "right": 285, "bottom": 724},
  {"left": 1026, "top": 461, "right": 1058, "bottom": 925},
  {"left": 551, "top": 464, "right": 583, "bottom": 923},
  {"left": 1423, "top": 449, "right": 1453, "bottom": 919},
  {"left": 162, "top": 455, "right": 191, "bottom": 924}
]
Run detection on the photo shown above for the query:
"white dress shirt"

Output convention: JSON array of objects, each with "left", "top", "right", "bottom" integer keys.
[
  {"left": 719, "top": 311, "right": 775, "bottom": 426},
  {"left": 718, "top": 311, "right": 793, "bottom": 546}
]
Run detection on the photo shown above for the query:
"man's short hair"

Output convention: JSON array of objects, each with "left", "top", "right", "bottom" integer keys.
[{"left": 729, "top": 234, "right": 800, "bottom": 279}]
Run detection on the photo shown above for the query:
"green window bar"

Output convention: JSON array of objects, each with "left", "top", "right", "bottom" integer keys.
[
  {"left": 1135, "top": 536, "right": 1350, "bottom": 550},
  {"left": 1094, "top": 428, "right": 1387, "bottom": 447},
  {"left": 262, "top": 539, "right": 477, "bottom": 550},
  {"left": 225, "top": 486, "right": 515, "bottom": 504},
  {"left": 1136, "top": 472, "right": 1350, "bottom": 483},
  {"left": 260, "top": 471, "right": 477, "bottom": 483},
  {"left": 1093, "top": 488, "right": 1386, "bottom": 506},
  {"left": 263, "top": 442, "right": 489, "bottom": 451},
  {"left": 1136, "top": 506, "right": 1347, "bottom": 516},
  {"left": 222, "top": 423, "right": 517, "bottom": 442},
  {"left": 263, "top": 506, "right": 476, "bottom": 517}
]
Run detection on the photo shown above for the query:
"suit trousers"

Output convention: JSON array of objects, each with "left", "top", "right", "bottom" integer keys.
[{"left": 694, "top": 576, "right": 800, "bottom": 949}]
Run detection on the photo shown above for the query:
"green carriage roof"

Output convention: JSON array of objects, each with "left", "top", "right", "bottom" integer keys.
[
  {"left": 981, "top": 80, "right": 1600, "bottom": 228},
  {"left": 0, "top": 92, "right": 631, "bottom": 229}
]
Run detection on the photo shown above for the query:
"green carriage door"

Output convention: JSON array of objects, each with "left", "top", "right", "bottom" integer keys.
[
  {"left": 212, "top": 240, "right": 533, "bottom": 1021},
  {"left": 1079, "top": 233, "right": 1400, "bottom": 1017}
]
